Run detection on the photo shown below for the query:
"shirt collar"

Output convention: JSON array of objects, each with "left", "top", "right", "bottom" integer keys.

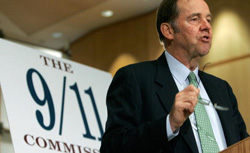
[{"left": 164, "top": 51, "right": 199, "bottom": 85}]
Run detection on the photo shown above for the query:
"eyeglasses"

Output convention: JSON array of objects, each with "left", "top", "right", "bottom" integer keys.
[
  {"left": 197, "top": 63, "right": 229, "bottom": 111},
  {"left": 198, "top": 97, "right": 229, "bottom": 111}
]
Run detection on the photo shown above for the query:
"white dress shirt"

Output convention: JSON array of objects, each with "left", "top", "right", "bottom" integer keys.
[{"left": 164, "top": 51, "right": 227, "bottom": 152}]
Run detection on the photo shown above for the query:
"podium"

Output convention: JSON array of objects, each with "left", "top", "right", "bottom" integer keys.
[{"left": 220, "top": 137, "right": 250, "bottom": 153}]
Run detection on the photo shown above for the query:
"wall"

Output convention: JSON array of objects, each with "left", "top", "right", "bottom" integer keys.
[
  {"left": 70, "top": 0, "right": 250, "bottom": 133},
  {"left": 70, "top": 11, "right": 163, "bottom": 76}
]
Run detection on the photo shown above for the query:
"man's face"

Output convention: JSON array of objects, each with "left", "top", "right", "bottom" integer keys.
[{"left": 172, "top": 0, "right": 212, "bottom": 58}]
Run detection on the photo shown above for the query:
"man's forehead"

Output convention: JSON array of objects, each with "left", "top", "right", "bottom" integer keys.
[
  {"left": 177, "top": 0, "right": 211, "bottom": 14},
  {"left": 177, "top": 0, "right": 208, "bottom": 7},
  {"left": 177, "top": 0, "right": 206, "bottom": 3}
]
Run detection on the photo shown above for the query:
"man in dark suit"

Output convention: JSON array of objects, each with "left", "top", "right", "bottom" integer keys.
[{"left": 100, "top": 0, "right": 249, "bottom": 152}]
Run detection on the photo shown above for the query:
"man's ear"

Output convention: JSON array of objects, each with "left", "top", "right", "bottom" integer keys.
[{"left": 160, "top": 23, "right": 174, "bottom": 40}]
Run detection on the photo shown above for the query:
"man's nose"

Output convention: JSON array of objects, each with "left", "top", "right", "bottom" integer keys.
[{"left": 200, "top": 19, "right": 212, "bottom": 31}]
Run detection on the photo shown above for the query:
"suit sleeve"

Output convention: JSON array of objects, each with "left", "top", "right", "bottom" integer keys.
[{"left": 100, "top": 67, "right": 171, "bottom": 153}]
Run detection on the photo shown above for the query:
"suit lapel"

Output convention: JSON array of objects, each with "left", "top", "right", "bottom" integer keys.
[
  {"left": 155, "top": 53, "right": 199, "bottom": 153},
  {"left": 200, "top": 72, "right": 236, "bottom": 146},
  {"left": 155, "top": 54, "right": 178, "bottom": 112},
  {"left": 199, "top": 71, "right": 228, "bottom": 108}
]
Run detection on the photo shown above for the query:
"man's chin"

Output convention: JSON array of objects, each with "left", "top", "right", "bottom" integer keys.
[{"left": 198, "top": 49, "right": 210, "bottom": 57}]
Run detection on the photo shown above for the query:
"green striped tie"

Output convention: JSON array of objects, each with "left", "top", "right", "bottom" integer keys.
[{"left": 188, "top": 72, "right": 219, "bottom": 153}]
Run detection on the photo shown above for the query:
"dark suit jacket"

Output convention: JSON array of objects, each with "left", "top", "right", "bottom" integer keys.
[{"left": 100, "top": 52, "right": 248, "bottom": 153}]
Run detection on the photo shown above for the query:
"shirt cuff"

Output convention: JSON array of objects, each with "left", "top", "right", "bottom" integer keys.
[{"left": 166, "top": 114, "right": 179, "bottom": 141}]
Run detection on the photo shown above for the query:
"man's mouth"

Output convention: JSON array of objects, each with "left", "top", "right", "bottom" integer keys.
[{"left": 201, "top": 35, "right": 211, "bottom": 42}]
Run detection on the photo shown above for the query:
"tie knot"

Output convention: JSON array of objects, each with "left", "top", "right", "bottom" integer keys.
[{"left": 188, "top": 72, "right": 198, "bottom": 87}]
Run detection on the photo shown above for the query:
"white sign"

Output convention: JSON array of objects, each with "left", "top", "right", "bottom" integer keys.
[{"left": 0, "top": 39, "right": 112, "bottom": 153}]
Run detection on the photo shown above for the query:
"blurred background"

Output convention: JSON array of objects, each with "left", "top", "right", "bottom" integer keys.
[{"left": 0, "top": 0, "right": 249, "bottom": 152}]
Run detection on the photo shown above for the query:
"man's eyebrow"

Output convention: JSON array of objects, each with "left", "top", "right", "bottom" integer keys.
[
  {"left": 187, "top": 13, "right": 200, "bottom": 19},
  {"left": 187, "top": 13, "right": 213, "bottom": 18},
  {"left": 207, "top": 13, "right": 213, "bottom": 19}
]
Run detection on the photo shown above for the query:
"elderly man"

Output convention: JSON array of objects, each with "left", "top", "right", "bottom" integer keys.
[{"left": 100, "top": 0, "right": 249, "bottom": 152}]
